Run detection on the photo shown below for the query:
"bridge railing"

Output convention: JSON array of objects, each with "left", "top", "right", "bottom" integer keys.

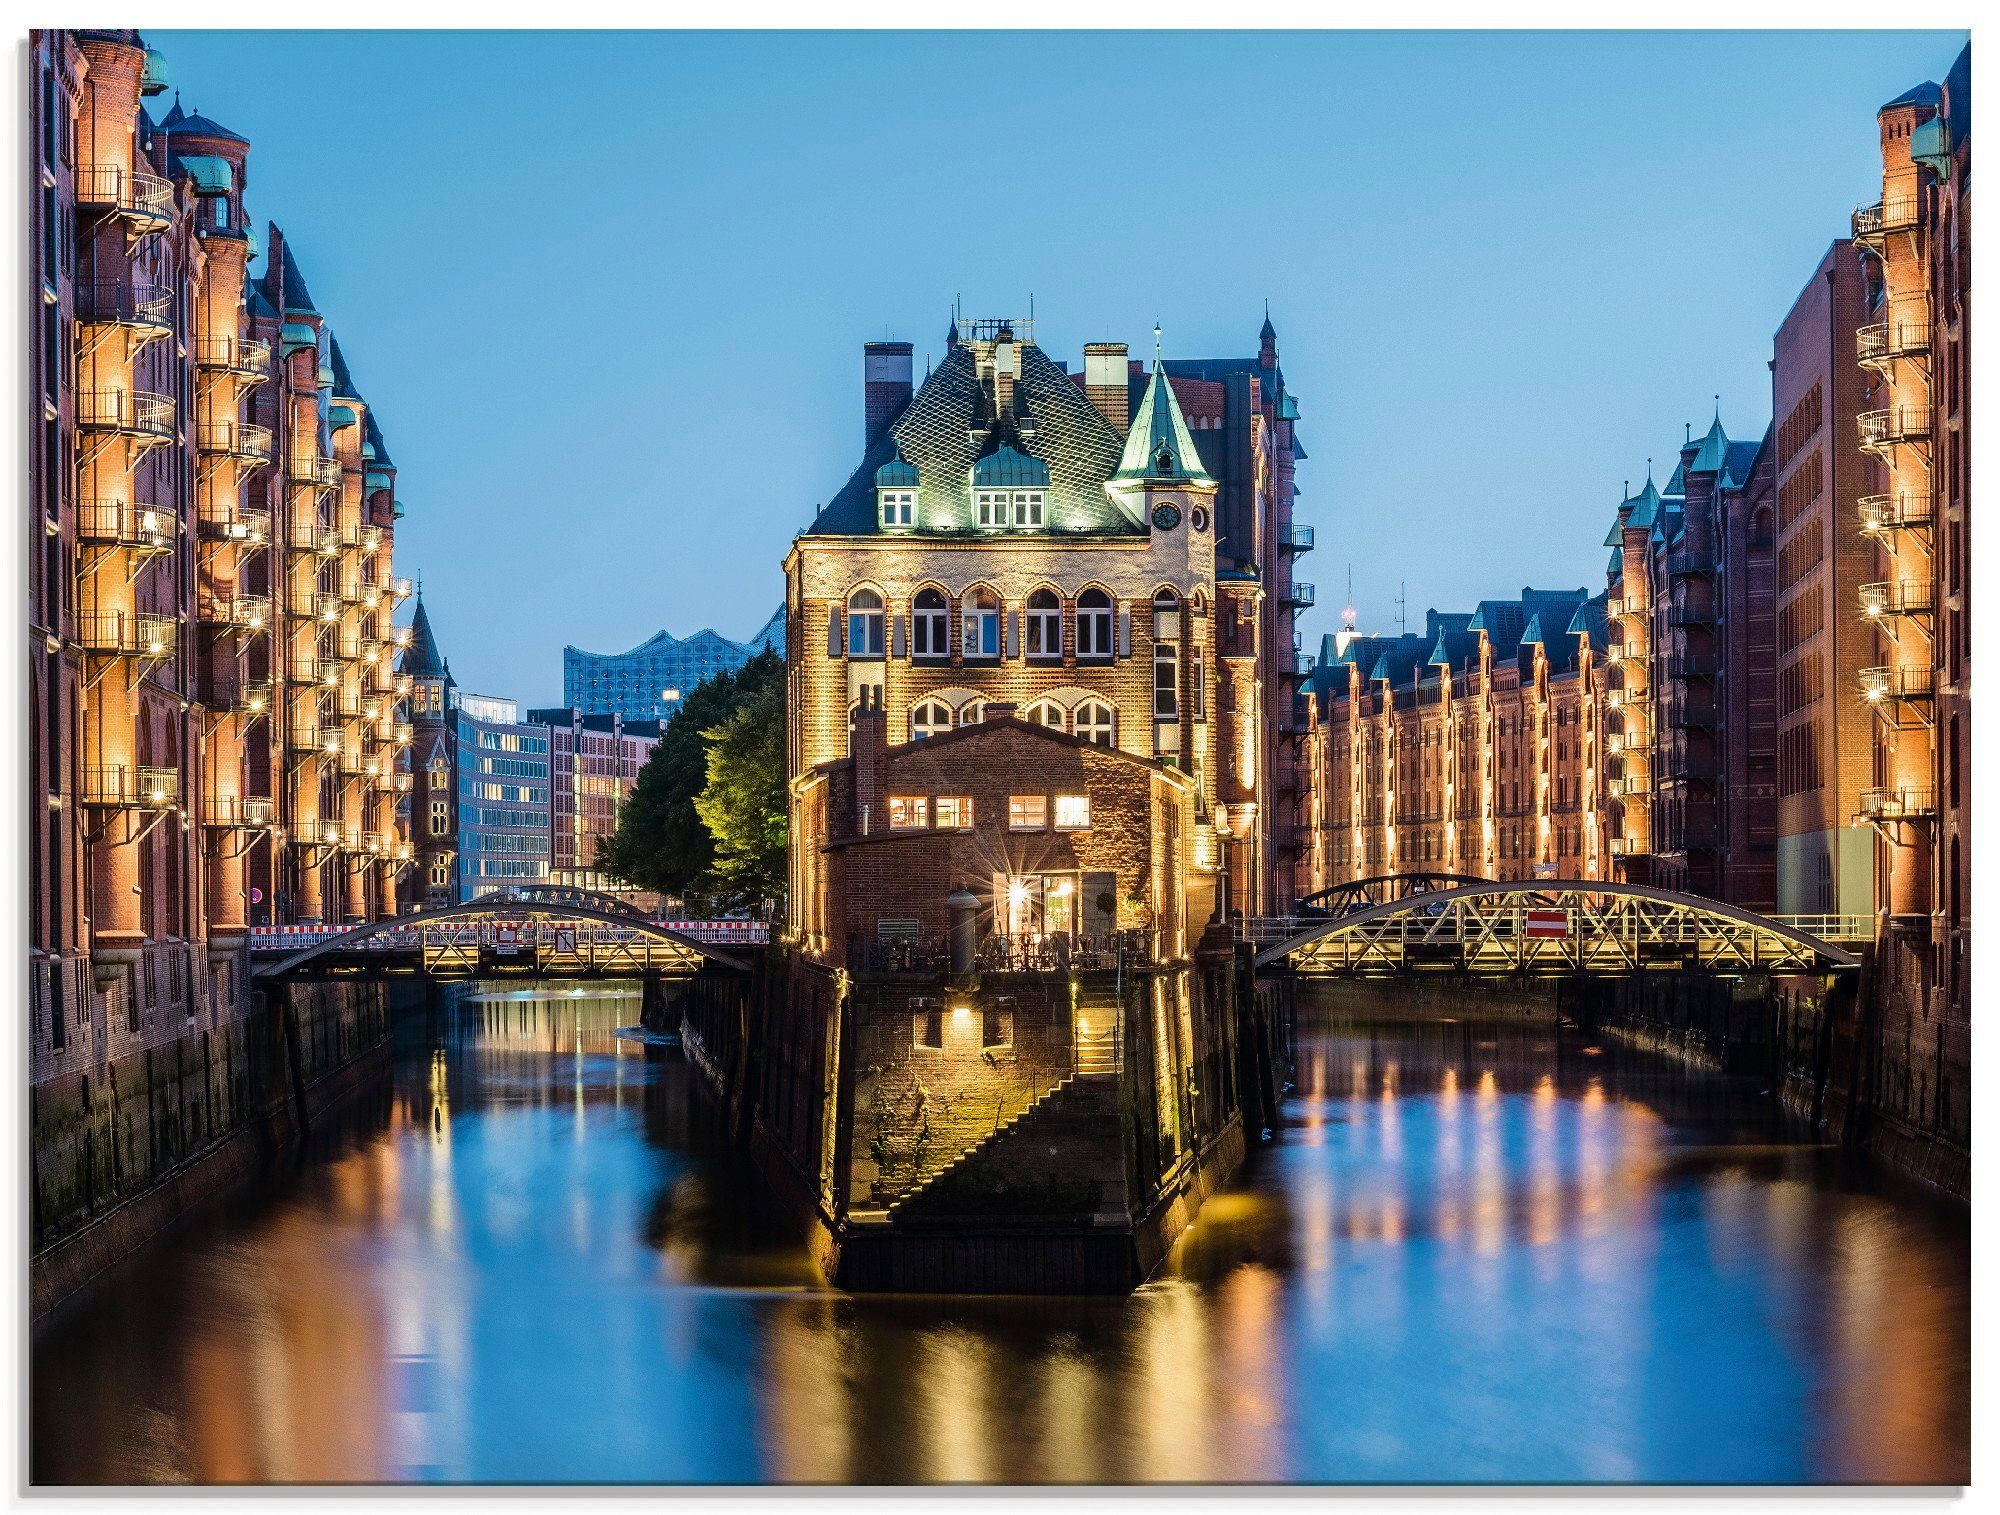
[{"left": 247, "top": 916, "right": 769, "bottom": 954}]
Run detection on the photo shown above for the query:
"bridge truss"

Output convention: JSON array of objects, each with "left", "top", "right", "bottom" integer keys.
[{"left": 1255, "top": 881, "right": 1863, "bottom": 978}]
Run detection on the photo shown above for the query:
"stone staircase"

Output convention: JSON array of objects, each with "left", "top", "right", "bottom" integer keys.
[{"left": 889, "top": 1073, "right": 1126, "bottom": 1222}]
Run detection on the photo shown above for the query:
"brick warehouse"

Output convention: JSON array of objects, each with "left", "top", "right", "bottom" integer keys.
[{"left": 28, "top": 30, "right": 410, "bottom": 1258}]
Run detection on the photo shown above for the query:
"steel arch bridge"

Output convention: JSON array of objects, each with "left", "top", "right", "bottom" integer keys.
[
  {"left": 251, "top": 897, "right": 750, "bottom": 983},
  {"left": 1294, "top": 870, "right": 1494, "bottom": 917},
  {"left": 1254, "top": 880, "right": 1863, "bottom": 978}
]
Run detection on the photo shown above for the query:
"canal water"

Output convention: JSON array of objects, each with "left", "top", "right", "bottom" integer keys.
[{"left": 32, "top": 981, "right": 1969, "bottom": 1485}]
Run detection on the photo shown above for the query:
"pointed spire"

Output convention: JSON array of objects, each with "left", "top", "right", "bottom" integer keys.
[
  {"left": 1260, "top": 299, "right": 1277, "bottom": 342},
  {"left": 1114, "top": 359, "right": 1215, "bottom": 486},
  {"left": 399, "top": 592, "right": 453, "bottom": 685}
]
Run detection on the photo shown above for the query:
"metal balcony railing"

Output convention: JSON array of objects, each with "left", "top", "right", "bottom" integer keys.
[
  {"left": 287, "top": 454, "right": 341, "bottom": 490},
  {"left": 286, "top": 517, "right": 338, "bottom": 555},
  {"left": 1279, "top": 523, "right": 1314, "bottom": 553},
  {"left": 197, "top": 420, "right": 273, "bottom": 464},
  {"left": 1860, "top": 664, "right": 1935, "bottom": 702},
  {"left": 76, "top": 388, "right": 175, "bottom": 441},
  {"left": 200, "top": 593, "right": 272, "bottom": 632},
  {"left": 1857, "top": 319, "right": 1930, "bottom": 367},
  {"left": 1860, "top": 784, "right": 1936, "bottom": 821},
  {"left": 1858, "top": 493, "right": 1933, "bottom": 534},
  {"left": 293, "top": 817, "right": 350, "bottom": 848},
  {"left": 195, "top": 335, "right": 273, "bottom": 379},
  {"left": 75, "top": 165, "right": 174, "bottom": 227},
  {"left": 1860, "top": 579, "right": 1934, "bottom": 618},
  {"left": 81, "top": 764, "right": 180, "bottom": 808},
  {"left": 1667, "top": 546, "right": 1716, "bottom": 577},
  {"left": 1858, "top": 406, "right": 1932, "bottom": 453},
  {"left": 204, "top": 793, "right": 275, "bottom": 828},
  {"left": 391, "top": 771, "right": 414, "bottom": 793},
  {"left": 198, "top": 503, "right": 270, "bottom": 545},
  {"left": 1851, "top": 197, "right": 1921, "bottom": 248},
  {"left": 77, "top": 499, "right": 177, "bottom": 553},
  {"left": 288, "top": 590, "right": 343, "bottom": 623},
  {"left": 390, "top": 576, "right": 414, "bottom": 600},
  {"left": 75, "top": 279, "right": 174, "bottom": 335},
  {"left": 207, "top": 678, "right": 274, "bottom": 716},
  {"left": 1283, "top": 581, "right": 1316, "bottom": 608},
  {"left": 1667, "top": 654, "right": 1716, "bottom": 680},
  {"left": 287, "top": 722, "right": 327, "bottom": 755},
  {"left": 76, "top": 611, "right": 177, "bottom": 658}
]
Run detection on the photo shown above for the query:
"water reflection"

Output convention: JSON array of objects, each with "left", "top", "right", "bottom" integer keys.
[{"left": 32, "top": 987, "right": 1968, "bottom": 1485}]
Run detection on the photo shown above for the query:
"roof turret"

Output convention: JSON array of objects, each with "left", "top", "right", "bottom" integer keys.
[
  {"left": 399, "top": 595, "right": 452, "bottom": 685},
  {"left": 1114, "top": 364, "right": 1216, "bottom": 485}
]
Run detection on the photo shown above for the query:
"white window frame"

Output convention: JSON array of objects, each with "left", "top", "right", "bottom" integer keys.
[
  {"left": 1025, "top": 591, "right": 1062, "bottom": 659},
  {"left": 847, "top": 590, "right": 885, "bottom": 659},
  {"left": 910, "top": 700, "right": 953, "bottom": 740},
  {"left": 1074, "top": 701, "right": 1116, "bottom": 748},
  {"left": 1154, "top": 641, "right": 1180, "bottom": 719},
  {"left": 976, "top": 491, "right": 1008, "bottom": 529},
  {"left": 1009, "top": 795, "right": 1048, "bottom": 831},
  {"left": 880, "top": 489, "right": 915, "bottom": 528},
  {"left": 1013, "top": 489, "right": 1045, "bottom": 528},
  {"left": 1076, "top": 590, "right": 1114, "bottom": 660},
  {"left": 1025, "top": 699, "right": 1066, "bottom": 731},
  {"left": 1053, "top": 795, "right": 1091, "bottom": 831},
  {"left": 962, "top": 592, "right": 1000, "bottom": 660}
]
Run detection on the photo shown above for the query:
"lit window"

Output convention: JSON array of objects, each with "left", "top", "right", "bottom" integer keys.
[
  {"left": 846, "top": 589, "right": 884, "bottom": 658},
  {"left": 1013, "top": 490, "right": 1045, "bottom": 528},
  {"left": 910, "top": 700, "right": 953, "bottom": 740},
  {"left": 1074, "top": 700, "right": 1115, "bottom": 747},
  {"left": 1053, "top": 795, "right": 1090, "bottom": 830},
  {"left": 976, "top": 491, "right": 1008, "bottom": 529},
  {"left": 934, "top": 796, "right": 974, "bottom": 828},
  {"left": 888, "top": 796, "right": 929, "bottom": 831},
  {"left": 428, "top": 855, "right": 452, "bottom": 888},
  {"left": 962, "top": 587, "right": 1000, "bottom": 659},
  {"left": 1025, "top": 700, "right": 1066, "bottom": 731},
  {"left": 1025, "top": 588, "right": 1061, "bottom": 658},
  {"left": 430, "top": 797, "right": 450, "bottom": 836},
  {"left": 958, "top": 698, "right": 985, "bottom": 726},
  {"left": 1009, "top": 795, "right": 1047, "bottom": 831},
  {"left": 1076, "top": 588, "right": 1114, "bottom": 659},
  {"left": 880, "top": 489, "right": 915, "bottom": 528},
  {"left": 1154, "top": 640, "right": 1180, "bottom": 718},
  {"left": 912, "top": 587, "right": 949, "bottom": 658}
]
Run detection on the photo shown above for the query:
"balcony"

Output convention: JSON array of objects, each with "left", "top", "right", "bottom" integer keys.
[
  {"left": 293, "top": 817, "right": 350, "bottom": 848},
  {"left": 1860, "top": 579, "right": 1934, "bottom": 619},
  {"left": 75, "top": 279, "right": 174, "bottom": 340},
  {"left": 77, "top": 499, "right": 177, "bottom": 554},
  {"left": 1667, "top": 653, "right": 1716, "bottom": 680},
  {"left": 287, "top": 454, "right": 341, "bottom": 491},
  {"left": 287, "top": 722, "right": 326, "bottom": 756},
  {"left": 198, "top": 503, "right": 271, "bottom": 546},
  {"left": 203, "top": 793, "right": 275, "bottom": 829},
  {"left": 1860, "top": 784, "right": 1936, "bottom": 822},
  {"left": 1851, "top": 197, "right": 1921, "bottom": 250},
  {"left": 1857, "top": 406, "right": 1931, "bottom": 456},
  {"left": 337, "top": 747, "right": 372, "bottom": 777},
  {"left": 1609, "top": 773, "right": 1650, "bottom": 799},
  {"left": 1279, "top": 523, "right": 1314, "bottom": 554},
  {"left": 76, "top": 389, "right": 175, "bottom": 444},
  {"left": 77, "top": 611, "right": 177, "bottom": 659},
  {"left": 1860, "top": 664, "right": 1935, "bottom": 703},
  {"left": 1666, "top": 607, "right": 1714, "bottom": 630},
  {"left": 1856, "top": 318, "right": 1930, "bottom": 370},
  {"left": 200, "top": 593, "right": 272, "bottom": 633},
  {"left": 74, "top": 165, "right": 174, "bottom": 232},
  {"left": 1282, "top": 581, "right": 1316, "bottom": 609},
  {"left": 288, "top": 589, "right": 343, "bottom": 624},
  {"left": 197, "top": 420, "right": 274, "bottom": 466},
  {"left": 1667, "top": 546, "right": 1715, "bottom": 578},
  {"left": 390, "top": 576, "right": 414, "bottom": 600},
  {"left": 194, "top": 336, "right": 273, "bottom": 382},
  {"left": 287, "top": 517, "right": 339, "bottom": 555},
  {"left": 1858, "top": 492, "right": 1933, "bottom": 534},
  {"left": 81, "top": 764, "right": 179, "bottom": 809},
  {"left": 1668, "top": 700, "right": 1718, "bottom": 730},
  {"left": 391, "top": 771, "right": 414, "bottom": 794},
  {"left": 390, "top": 721, "right": 414, "bottom": 746},
  {"left": 207, "top": 678, "right": 274, "bottom": 716}
]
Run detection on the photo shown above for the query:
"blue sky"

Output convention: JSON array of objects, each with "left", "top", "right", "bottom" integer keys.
[{"left": 154, "top": 28, "right": 1966, "bottom": 705}]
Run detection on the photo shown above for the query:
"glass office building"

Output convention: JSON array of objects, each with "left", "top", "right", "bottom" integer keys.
[{"left": 563, "top": 608, "right": 784, "bottom": 722}]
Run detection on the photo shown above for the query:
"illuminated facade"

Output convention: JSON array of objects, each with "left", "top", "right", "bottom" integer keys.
[
  {"left": 529, "top": 706, "right": 663, "bottom": 898},
  {"left": 784, "top": 316, "right": 1300, "bottom": 928},
  {"left": 563, "top": 608, "right": 784, "bottom": 723},
  {"left": 1300, "top": 591, "right": 1614, "bottom": 891},
  {"left": 29, "top": 27, "right": 412, "bottom": 1057}
]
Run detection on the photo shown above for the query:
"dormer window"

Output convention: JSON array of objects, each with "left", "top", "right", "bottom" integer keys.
[
  {"left": 880, "top": 490, "right": 914, "bottom": 529},
  {"left": 970, "top": 444, "right": 1051, "bottom": 531},
  {"left": 976, "top": 490, "right": 1009, "bottom": 529},
  {"left": 1013, "top": 490, "right": 1044, "bottom": 528},
  {"left": 874, "top": 452, "right": 920, "bottom": 531}
]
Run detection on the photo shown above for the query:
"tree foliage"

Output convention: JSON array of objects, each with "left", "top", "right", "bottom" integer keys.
[
  {"left": 597, "top": 649, "right": 784, "bottom": 901},
  {"left": 693, "top": 680, "right": 788, "bottom": 908}
]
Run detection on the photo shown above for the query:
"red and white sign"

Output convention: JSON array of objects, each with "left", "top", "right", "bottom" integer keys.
[{"left": 1524, "top": 909, "right": 1571, "bottom": 940}]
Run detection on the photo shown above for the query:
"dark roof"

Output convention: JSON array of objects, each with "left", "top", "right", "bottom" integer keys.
[
  {"left": 1882, "top": 80, "right": 1941, "bottom": 111},
  {"left": 328, "top": 334, "right": 361, "bottom": 399},
  {"left": 363, "top": 408, "right": 393, "bottom": 468},
  {"left": 158, "top": 100, "right": 247, "bottom": 144},
  {"left": 276, "top": 233, "right": 318, "bottom": 316},
  {"left": 399, "top": 597, "right": 451, "bottom": 684}
]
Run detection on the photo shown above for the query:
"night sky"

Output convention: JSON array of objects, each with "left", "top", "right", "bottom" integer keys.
[{"left": 152, "top": 28, "right": 1966, "bottom": 705}]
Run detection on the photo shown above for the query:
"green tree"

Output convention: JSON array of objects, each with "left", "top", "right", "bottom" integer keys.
[
  {"left": 692, "top": 680, "right": 788, "bottom": 907},
  {"left": 597, "top": 649, "right": 783, "bottom": 899}
]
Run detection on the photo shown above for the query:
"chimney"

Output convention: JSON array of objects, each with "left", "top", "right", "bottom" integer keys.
[
  {"left": 982, "top": 701, "right": 1017, "bottom": 724},
  {"left": 864, "top": 341, "right": 914, "bottom": 449},
  {"left": 1083, "top": 342, "right": 1129, "bottom": 432},
  {"left": 851, "top": 689, "right": 888, "bottom": 834}
]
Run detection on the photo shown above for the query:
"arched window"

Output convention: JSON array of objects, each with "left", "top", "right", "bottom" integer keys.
[
  {"left": 846, "top": 589, "right": 884, "bottom": 659},
  {"left": 1025, "top": 699, "right": 1066, "bottom": 731},
  {"left": 958, "top": 698, "right": 985, "bottom": 727},
  {"left": 429, "top": 854, "right": 453, "bottom": 889},
  {"left": 962, "top": 587, "right": 1000, "bottom": 660},
  {"left": 911, "top": 700, "right": 953, "bottom": 740},
  {"left": 1025, "top": 588, "right": 1062, "bottom": 660},
  {"left": 1076, "top": 588, "right": 1114, "bottom": 660},
  {"left": 911, "top": 587, "right": 949, "bottom": 660},
  {"left": 1153, "top": 587, "right": 1182, "bottom": 641},
  {"left": 1074, "top": 700, "right": 1115, "bottom": 747}
]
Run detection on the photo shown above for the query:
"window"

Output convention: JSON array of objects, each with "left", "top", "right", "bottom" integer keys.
[
  {"left": 880, "top": 489, "right": 914, "bottom": 528},
  {"left": 1076, "top": 589, "right": 1114, "bottom": 659},
  {"left": 846, "top": 589, "right": 884, "bottom": 658},
  {"left": 1013, "top": 490, "right": 1045, "bottom": 528},
  {"left": 958, "top": 698, "right": 985, "bottom": 727},
  {"left": 430, "top": 798, "right": 450, "bottom": 835},
  {"left": 429, "top": 854, "right": 452, "bottom": 888},
  {"left": 1153, "top": 588, "right": 1181, "bottom": 640},
  {"left": 1154, "top": 641, "right": 1180, "bottom": 718},
  {"left": 910, "top": 700, "right": 953, "bottom": 740},
  {"left": 912, "top": 588, "right": 948, "bottom": 658},
  {"left": 976, "top": 491, "right": 1008, "bottom": 528},
  {"left": 962, "top": 588, "right": 1000, "bottom": 660},
  {"left": 1025, "top": 588, "right": 1062, "bottom": 659},
  {"left": 934, "top": 796, "right": 974, "bottom": 828},
  {"left": 888, "top": 796, "right": 929, "bottom": 830},
  {"left": 1026, "top": 700, "right": 1066, "bottom": 731},
  {"left": 212, "top": 196, "right": 231, "bottom": 230},
  {"left": 1074, "top": 700, "right": 1115, "bottom": 747},
  {"left": 1053, "top": 795, "right": 1091, "bottom": 830},
  {"left": 1190, "top": 647, "right": 1206, "bottom": 720},
  {"left": 1009, "top": 795, "right": 1048, "bottom": 830}
]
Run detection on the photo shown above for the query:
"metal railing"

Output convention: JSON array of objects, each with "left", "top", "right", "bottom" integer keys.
[
  {"left": 1667, "top": 653, "right": 1716, "bottom": 680},
  {"left": 1860, "top": 785, "right": 1936, "bottom": 821},
  {"left": 288, "top": 589, "right": 343, "bottom": 622},
  {"left": 76, "top": 388, "right": 175, "bottom": 440},
  {"left": 81, "top": 764, "right": 179, "bottom": 808},
  {"left": 1860, "top": 664, "right": 1935, "bottom": 702},
  {"left": 199, "top": 593, "right": 272, "bottom": 631},
  {"left": 204, "top": 793, "right": 275, "bottom": 828},
  {"left": 1283, "top": 582, "right": 1317, "bottom": 608},
  {"left": 287, "top": 454, "right": 341, "bottom": 490},
  {"left": 197, "top": 420, "right": 273, "bottom": 464},
  {"left": 75, "top": 165, "right": 174, "bottom": 224},
  {"left": 77, "top": 499, "right": 177, "bottom": 552},
  {"left": 1858, "top": 493, "right": 1933, "bottom": 533},
  {"left": 1857, "top": 406, "right": 1932, "bottom": 451},
  {"left": 76, "top": 611, "right": 177, "bottom": 658},
  {"left": 1851, "top": 198, "right": 1921, "bottom": 246},
  {"left": 75, "top": 279, "right": 174, "bottom": 332},
  {"left": 293, "top": 817, "right": 351, "bottom": 847},
  {"left": 206, "top": 678, "right": 274, "bottom": 715},
  {"left": 1280, "top": 523, "right": 1315, "bottom": 553},
  {"left": 198, "top": 503, "right": 270, "bottom": 544},
  {"left": 195, "top": 335, "right": 273, "bottom": 378},
  {"left": 1860, "top": 579, "right": 1934, "bottom": 618},
  {"left": 1856, "top": 319, "right": 1930, "bottom": 366}
]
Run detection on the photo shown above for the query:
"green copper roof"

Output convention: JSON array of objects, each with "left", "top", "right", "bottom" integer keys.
[
  {"left": 1608, "top": 547, "right": 1623, "bottom": 575},
  {"left": 364, "top": 469, "right": 393, "bottom": 493},
  {"left": 1114, "top": 365, "right": 1216, "bottom": 485},
  {"left": 361, "top": 442, "right": 376, "bottom": 461},
  {"left": 1911, "top": 116, "right": 1952, "bottom": 176},
  {"left": 328, "top": 404, "right": 357, "bottom": 430},
  {"left": 142, "top": 47, "right": 170, "bottom": 94},
  {"left": 1277, "top": 393, "right": 1302, "bottom": 421},
  {"left": 1519, "top": 612, "right": 1546, "bottom": 646},
  {"left": 971, "top": 444, "right": 1050, "bottom": 488},
  {"left": 279, "top": 322, "right": 316, "bottom": 354},
  {"left": 1624, "top": 476, "right": 1663, "bottom": 531},
  {"left": 316, "top": 362, "right": 336, "bottom": 389},
  {"left": 177, "top": 154, "right": 232, "bottom": 193},
  {"left": 875, "top": 452, "right": 919, "bottom": 488},
  {"left": 1687, "top": 415, "right": 1730, "bottom": 474}
]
